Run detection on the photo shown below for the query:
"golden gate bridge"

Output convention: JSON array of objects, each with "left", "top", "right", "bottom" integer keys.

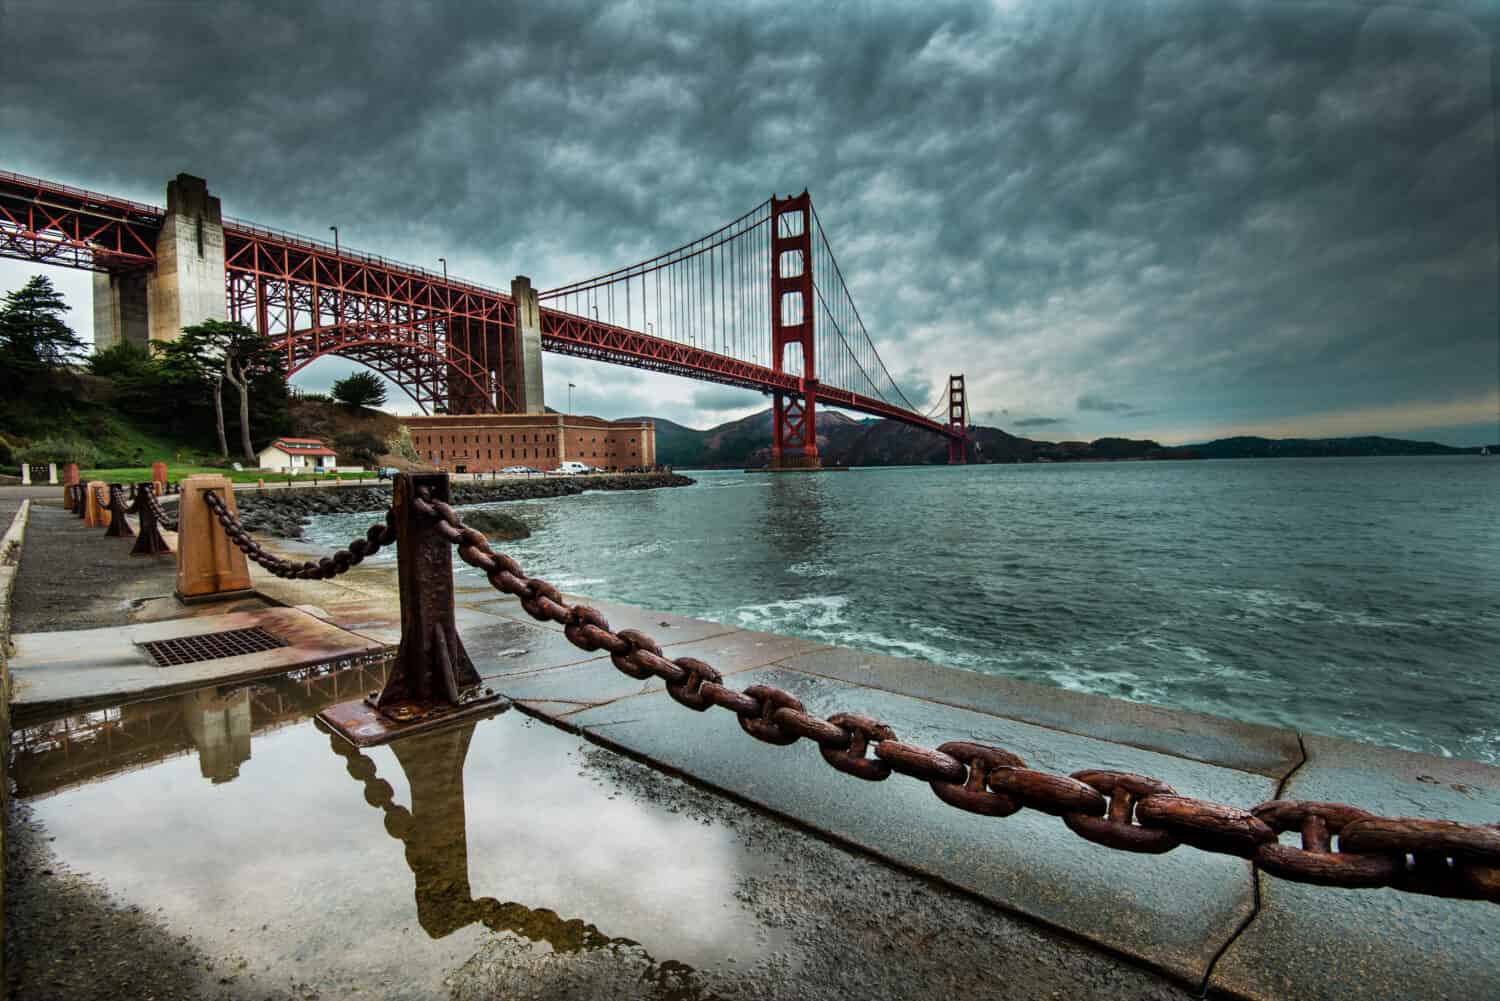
[{"left": 0, "top": 170, "right": 969, "bottom": 466}]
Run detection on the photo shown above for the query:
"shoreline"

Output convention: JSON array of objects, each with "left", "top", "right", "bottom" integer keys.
[{"left": 230, "top": 471, "right": 695, "bottom": 538}]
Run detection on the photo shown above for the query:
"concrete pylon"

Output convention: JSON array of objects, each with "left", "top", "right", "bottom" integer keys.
[
  {"left": 92, "top": 272, "right": 150, "bottom": 350},
  {"left": 174, "top": 475, "right": 252, "bottom": 603},
  {"left": 509, "top": 276, "right": 545, "bottom": 414},
  {"left": 149, "top": 174, "right": 226, "bottom": 343},
  {"left": 82, "top": 481, "right": 109, "bottom": 528}
]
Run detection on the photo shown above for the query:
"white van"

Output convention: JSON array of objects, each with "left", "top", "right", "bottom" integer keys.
[{"left": 557, "top": 461, "right": 595, "bottom": 475}]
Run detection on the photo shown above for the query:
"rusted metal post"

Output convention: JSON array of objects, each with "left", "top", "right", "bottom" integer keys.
[
  {"left": 130, "top": 481, "right": 172, "bottom": 556},
  {"left": 318, "top": 472, "right": 505, "bottom": 746},
  {"left": 174, "top": 475, "right": 253, "bottom": 603},
  {"left": 104, "top": 484, "right": 135, "bottom": 538}
]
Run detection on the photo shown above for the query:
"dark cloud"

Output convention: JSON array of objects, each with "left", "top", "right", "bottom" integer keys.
[
  {"left": 1014, "top": 417, "right": 1066, "bottom": 427},
  {"left": 1, "top": 0, "right": 1495, "bottom": 440},
  {"left": 1077, "top": 394, "right": 1134, "bottom": 413}
]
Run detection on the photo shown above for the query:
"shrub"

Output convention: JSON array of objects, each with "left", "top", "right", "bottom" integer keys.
[{"left": 17, "top": 434, "right": 100, "bottom": 467}]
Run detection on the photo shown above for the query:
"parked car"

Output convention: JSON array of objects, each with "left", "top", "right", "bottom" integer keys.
[
  {"left": 377, "top": 467, "right": 400, "bottom": 480},
  {"left": 556, "top": 461, "right": 596, "bottom": 475}
]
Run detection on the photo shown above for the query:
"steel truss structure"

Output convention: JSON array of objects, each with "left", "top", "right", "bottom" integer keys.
[
  {"left": 0, "top": 169, "right": 967, "bottom": 456},
  {"left": 223, "top": 225, "right": 517, "bottom": 414},
  {"left": 0, "top": 170, "right": 158, "bottom": 271}
]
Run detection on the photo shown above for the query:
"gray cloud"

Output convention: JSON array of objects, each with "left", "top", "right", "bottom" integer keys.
[
  {"left": 1013, "top": 416, "right": 1066, "bottom": 428},
  {"left": 1077, "top": 394, "right": 1134, "bottom": 413},
  {"left": 0, "top": 0, "right": 1495, "bottom": 440},
  {"left": 691, "top": 385, "right": 764, "bottom": 412}
]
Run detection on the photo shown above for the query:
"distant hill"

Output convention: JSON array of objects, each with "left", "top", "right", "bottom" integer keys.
[
  {"left": 630, "top": 409, "right": 1491, "bottom": 468},
  {"left": 1182, "top": 435, "right": 1482, "bottom": 459}
]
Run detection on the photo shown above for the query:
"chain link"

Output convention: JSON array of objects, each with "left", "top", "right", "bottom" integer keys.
[
  {"left": 203, "top": 489, "right": 396, "bottom": 580},
  {"left": 380, "top": 487, "right": 1500, "bottom": 901},
  {"left": 140, "top": 483, "right": 179, "bottom": 531}
]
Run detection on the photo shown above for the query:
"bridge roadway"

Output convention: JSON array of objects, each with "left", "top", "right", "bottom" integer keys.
[{"left": 1, "top": 491, "right": 1496, "bottom": 999}]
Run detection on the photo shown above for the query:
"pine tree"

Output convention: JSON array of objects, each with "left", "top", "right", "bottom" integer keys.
[
  {"left": 331, "top": 370, "right": 388, "bottom": 409},
  {"left": 0, "top": 275, "right": 85, "bottom": 392}
]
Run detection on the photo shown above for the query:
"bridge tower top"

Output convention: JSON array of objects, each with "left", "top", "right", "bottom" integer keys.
[{"left": 770, "top": 191, "right": 819, "bottom": 468}]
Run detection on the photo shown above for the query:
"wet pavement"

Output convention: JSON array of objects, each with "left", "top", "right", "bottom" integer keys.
[
  {"left": 9, "top": 501, "right": 189, "bottom": 633},
  {"left": 6, "top": 489, "right": 1498, "bottom": 999},
  {"left": 7, "top": 667, "right": 1192, "bottom": 1001}
]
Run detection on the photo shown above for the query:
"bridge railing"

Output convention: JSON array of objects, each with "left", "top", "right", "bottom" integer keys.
[
  {"left": 0, "top": 168, "right": 164, "bottom": 218},
  {"left": 222, "top": 216, "right": 509, "bottom": 301},
  {"left": 78, "top": 470, "right": 1500, "bottom": 903}
]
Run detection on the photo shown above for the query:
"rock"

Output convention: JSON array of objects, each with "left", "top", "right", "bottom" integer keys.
[
  {"left": 460, "top": 509, "right": 532, "bottom": 541},
  {"left": 229, "top": 473, "right": 695, "bottom": 540}
]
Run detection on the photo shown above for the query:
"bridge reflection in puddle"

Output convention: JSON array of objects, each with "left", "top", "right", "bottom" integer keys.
[{"left": 12, "top": 659, "right": 780, "bottom": 998}]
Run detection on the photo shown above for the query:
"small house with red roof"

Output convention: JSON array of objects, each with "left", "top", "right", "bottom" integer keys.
[{"left": 257, "top": 437, "right": 338, "bottom": 472}]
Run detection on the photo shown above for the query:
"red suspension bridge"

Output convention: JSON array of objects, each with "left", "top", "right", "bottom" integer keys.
[{"left": 0, "top": 170, "right": 969, "bottom": 465}]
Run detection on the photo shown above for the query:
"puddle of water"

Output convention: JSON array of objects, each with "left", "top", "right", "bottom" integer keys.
[{"left": 11, "top": 659, "right": 782, "bottom": 998}]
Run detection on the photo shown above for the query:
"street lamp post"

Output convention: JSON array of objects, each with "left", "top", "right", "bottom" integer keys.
[{"left": 568, "top": 382, "right": 576, "bottom": 414}]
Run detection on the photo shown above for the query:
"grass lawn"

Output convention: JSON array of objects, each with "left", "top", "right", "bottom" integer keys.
[{"left": 79, "top": 464, "right": 382, "bottom": 485}]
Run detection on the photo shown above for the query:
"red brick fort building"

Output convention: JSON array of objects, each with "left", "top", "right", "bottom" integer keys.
[{"left": 402, "top": 414, "right": 655, "bottom": 473}]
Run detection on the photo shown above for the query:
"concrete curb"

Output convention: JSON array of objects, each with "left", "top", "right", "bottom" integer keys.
[{"left": 1, "top": 497, "right": 34, "bottom": 1001}]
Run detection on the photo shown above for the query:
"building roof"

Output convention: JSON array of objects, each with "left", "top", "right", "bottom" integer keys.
[{"left": 265, "top": 438, "right": 337, "bottom": 457}]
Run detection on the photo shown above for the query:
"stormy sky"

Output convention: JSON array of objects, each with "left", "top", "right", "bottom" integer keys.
[{"left": 2, "top": 0, "right": 1496, "bottom": 444}]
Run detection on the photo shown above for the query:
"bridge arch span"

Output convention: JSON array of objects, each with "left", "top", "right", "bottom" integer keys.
[{"left": 276, "top": 327, "right": 498, "bottom": 416}]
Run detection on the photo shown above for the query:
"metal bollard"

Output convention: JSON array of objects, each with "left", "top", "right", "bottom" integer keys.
[
  {"left": 104, "top": 484, "right": 135, "bottom": 538},
  {"left": 174, "top": 475, "right": 253, "bottom": 603},
  {"left": 318, "top": 472, "right": 505, "bottom": 746},
  {"left": 130, "top": 481, "right": 171, "bottom": 556}
]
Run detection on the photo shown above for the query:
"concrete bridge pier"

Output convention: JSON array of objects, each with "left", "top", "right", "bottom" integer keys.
[
  {"left": 506, "top": 276, "right": 546, "bottom": 414},
  {"left": 92, "top": 174, "right": 226, "bottom": 350}
]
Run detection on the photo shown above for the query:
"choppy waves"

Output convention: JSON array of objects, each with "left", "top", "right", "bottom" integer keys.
[{"left": 302, "top": 459, "right": 1500, "bottom": 764}]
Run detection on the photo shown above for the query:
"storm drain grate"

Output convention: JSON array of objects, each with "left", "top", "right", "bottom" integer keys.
[{"left": 141, "top": 626, "right": 288, "bottom": 667}]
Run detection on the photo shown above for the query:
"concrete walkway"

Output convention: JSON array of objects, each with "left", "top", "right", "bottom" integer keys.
[
  {"left": 4, "top": 500, "right": 1497, "bottom": 999},
  {"left": 252, "top": 555, "right": 1500, "bottom": 1001}
]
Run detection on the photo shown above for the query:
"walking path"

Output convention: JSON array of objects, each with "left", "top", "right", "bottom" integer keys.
[{"left": 2, "top": 496, "right": 1496, "bottom": 1000}]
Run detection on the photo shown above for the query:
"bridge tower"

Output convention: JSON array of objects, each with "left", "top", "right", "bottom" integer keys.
[
  {"left": 947, "top": 374, "right": 968, "bottom": 465},
  {"left": 92, "top": 173, "right": 226, "bottom": 350},
  {"left": 770, "top": 192, "right": 819, "bottom": 469}
]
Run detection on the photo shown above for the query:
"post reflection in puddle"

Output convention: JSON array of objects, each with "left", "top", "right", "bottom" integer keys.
[
  {"left": 13, "top": 665, "right": 776, "bottom": 997},
  {"left": 323, "top": 715, "right": 644, "bottom": 953}
]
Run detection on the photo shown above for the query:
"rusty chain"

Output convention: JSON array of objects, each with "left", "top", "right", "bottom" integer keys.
[
  {"left": 409, "top": 487, "right": 1499, "bottom": 902},
  {"left": 139, "top": 484, "right": 179, "bottom": 531},
  {"left": 202, "top": 488, "right": 397, "bottom": 580}
]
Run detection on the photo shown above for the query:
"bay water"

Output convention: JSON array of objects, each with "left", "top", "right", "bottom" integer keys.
[{"left": 304, "top": 456, "right": 1500, "bottom": 763}]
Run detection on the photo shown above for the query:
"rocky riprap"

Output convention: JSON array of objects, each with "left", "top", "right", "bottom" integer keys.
[{"left": 227, "top": 473, "right": 695, "bottom": 539}]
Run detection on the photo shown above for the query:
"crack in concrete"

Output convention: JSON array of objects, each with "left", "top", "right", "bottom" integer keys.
[{"left": 1196, "top": 732, "right": 1310, "bottom": 998}]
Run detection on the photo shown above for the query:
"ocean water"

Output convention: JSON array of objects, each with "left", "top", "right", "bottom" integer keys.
[{"left": 304, "top": 457, "right": 1500, "bottom": 763}]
